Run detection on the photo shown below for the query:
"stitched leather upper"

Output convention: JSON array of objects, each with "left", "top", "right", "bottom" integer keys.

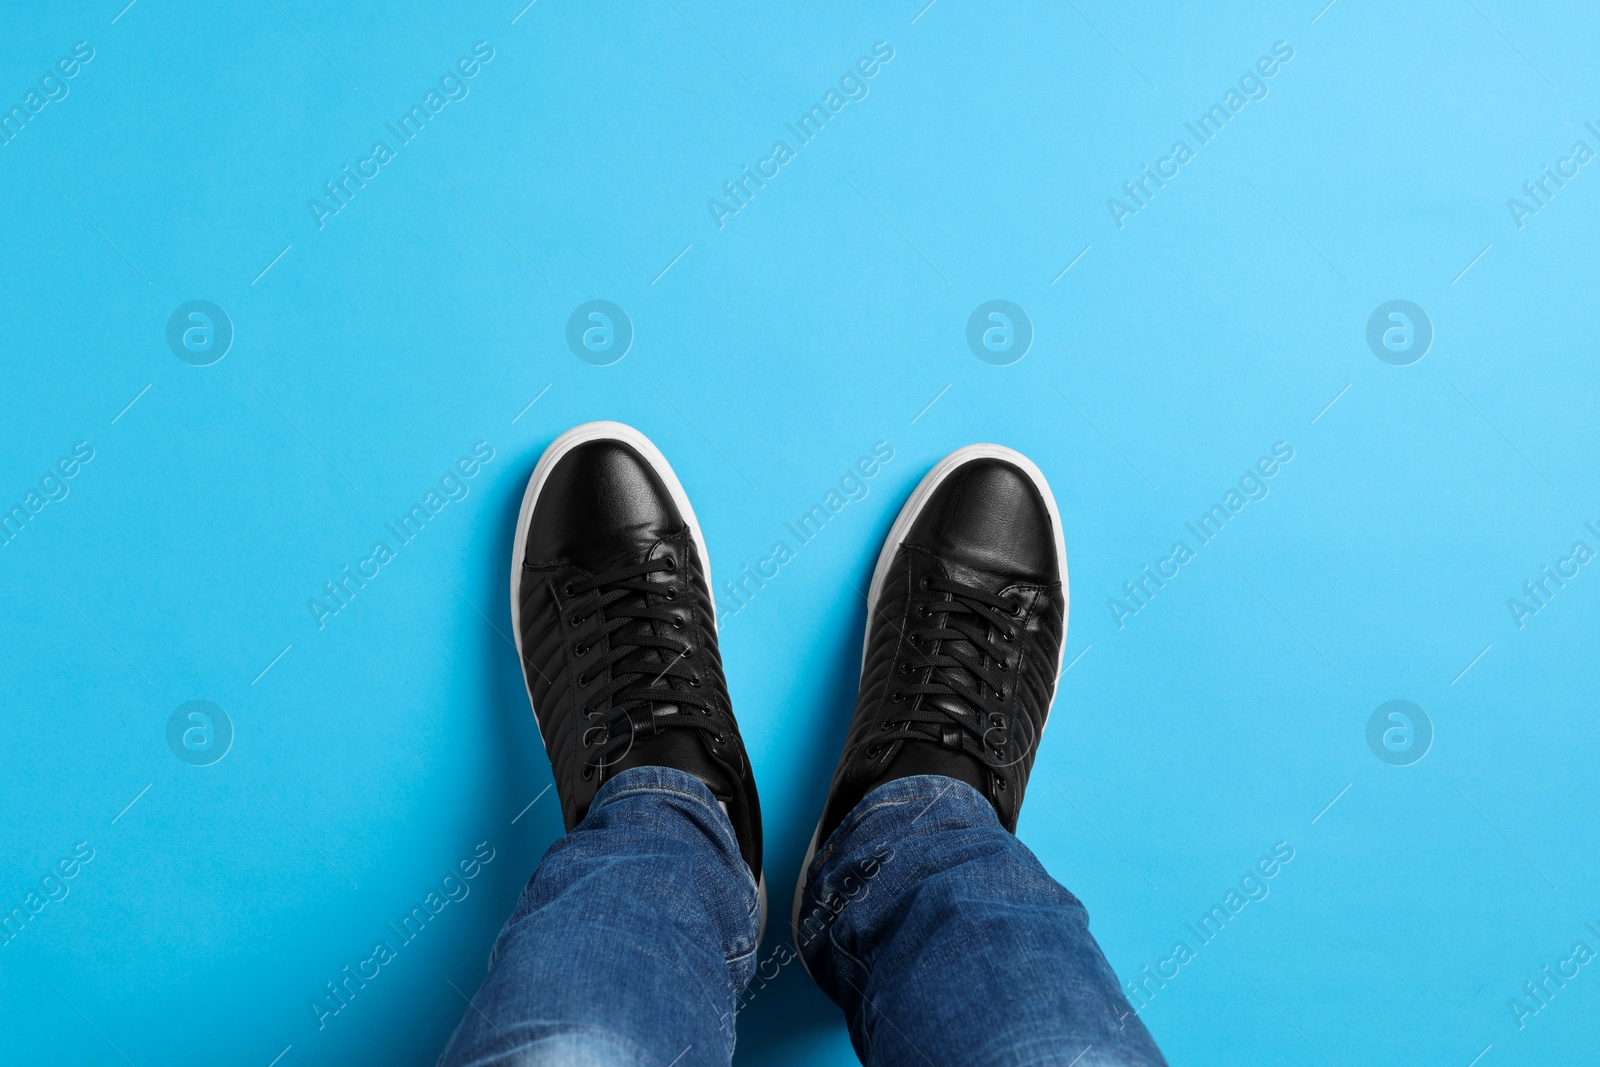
[
  {"left": 514, "top": 439, "right": 761, "bottom": 878},
  {"left": 817, "top": 457, "right": 1065, "bottom": 844}
]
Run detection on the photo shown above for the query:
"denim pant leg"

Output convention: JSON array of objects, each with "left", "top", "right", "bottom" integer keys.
[
  {"left": 438, "top": 767, "right": 760, "bottom": 1067},
  {"left": 797, "top": 775, "right": 1166, "bottom": 1067}
]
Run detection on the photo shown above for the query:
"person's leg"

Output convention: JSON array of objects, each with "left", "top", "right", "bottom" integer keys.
[
  {"left": 794, "top": 445, "right": 1166, "bottom": 1066},
  {"left": 796, "top": 774, "right": 1163, "bottom": 1066},
  {"left": 438, "top": 766, "right": 758, "bottom": 1066},
  {"left": 441, "top": 423, "right": 765, "bottom": 1066}
]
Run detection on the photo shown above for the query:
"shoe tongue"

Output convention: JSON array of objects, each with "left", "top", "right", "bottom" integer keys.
[
  {"left": 882, "top": 737, "right": 989, "bottom": 796},
  {"left": 599, "top": 548, "right": 733, "bottom": 797},
  {"left": 900, "top": 560, "right": 1016, "bottom": 779},
  {"left": 937, "top": 555, "right": 1006, "bottom": 592},
  {"left": 611, "top": 710, "right": 736, "bottom": 797}
]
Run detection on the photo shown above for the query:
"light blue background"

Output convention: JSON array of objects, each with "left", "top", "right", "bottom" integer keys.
[{"left": 3, "top": 1, "right": 1598, "bottom": 1064}]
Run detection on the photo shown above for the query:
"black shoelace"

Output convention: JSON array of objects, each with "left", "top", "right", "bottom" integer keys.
[
  {"left": 876, "top": 575, "right": 1037, "bottom": 776},
  {"left": 565, "top": 557, "right": 723, "bottom": 772}
]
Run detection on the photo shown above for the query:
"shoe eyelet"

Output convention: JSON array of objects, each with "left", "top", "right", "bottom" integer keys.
[
  {"left": 919, "top": 577, "right": 930, "bottom": 591},
  {"left": 564, "top": 582, "right": 576, "bottom": 596},
  {"left": 663, "top": 557, "right": 677, "bottom": 572},
  {"left": 996, "top": 777, "right": 1007, "bottom": 791},
  {"left": 890, "top": 689, "right": 903, "bottom": 704},
  {"left": 577, "top": 672, "right": 590, "bottom": 688},
  {"left": 712, "top": 733, "right": 724, "bottom": 745},
  {"left": 570, "top": 613, "right": 584, "bottom": 627},
  {"left": 994, "top": 687, "right": 1006, "bottom": 700},
  {"left": 689, "top": 674, "right": 702, "bottom": 688},
  {"left": 665, "top": 588, "right": 677, "bottom": 600},
  {"left": 1011, "top": 604, "right": 1024, "bottom": 617},
  {"left": 582, "top": 765, "right": 594, "bottom": 780},
  {"left": 1003, "top": 630, "right": 1015, "bottom": 643},
  {"left": 897, "top": 663, "right": 912, "bottom": 676},
  {"left": 573, "top": 643, "right": 587, "bottom": 657},
  {"left": 672, "top": 615, "right": 684, "bottom": 629}
]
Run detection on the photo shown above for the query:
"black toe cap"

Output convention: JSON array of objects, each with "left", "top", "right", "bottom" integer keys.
[
  {"left": 904, "top": 457, "right": 1058, "bottom": 582},
  {"left": 524, "top": 440, "right": 685, "bottom": 565}
]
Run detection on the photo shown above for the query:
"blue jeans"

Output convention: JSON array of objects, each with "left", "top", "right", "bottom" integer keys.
[{"left": 438, "top": 768, "right": 1165, "bottom": 1066}]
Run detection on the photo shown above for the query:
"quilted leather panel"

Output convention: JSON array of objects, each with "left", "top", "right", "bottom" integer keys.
[
  {"left": 515, "top": 526, "right": 761, "bottom": 876},
  {"left": 817, "top": 540, "right": 1065, "bottom": 841}
]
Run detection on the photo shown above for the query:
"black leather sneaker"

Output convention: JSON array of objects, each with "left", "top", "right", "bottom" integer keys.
[
  {"left": 512, "top": 422, "right": 764, "bottom": 924},
  {"left": 793, "top": 444, "right": 1067, "bottom": 941}
]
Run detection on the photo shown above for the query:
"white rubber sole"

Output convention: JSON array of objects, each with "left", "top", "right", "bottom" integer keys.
[
  {"left": 789, "top": 444, "right": 1070, "bottom": 964},
  {"left": 509, "top": 420, "right": 767, "bottom": 942}
]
